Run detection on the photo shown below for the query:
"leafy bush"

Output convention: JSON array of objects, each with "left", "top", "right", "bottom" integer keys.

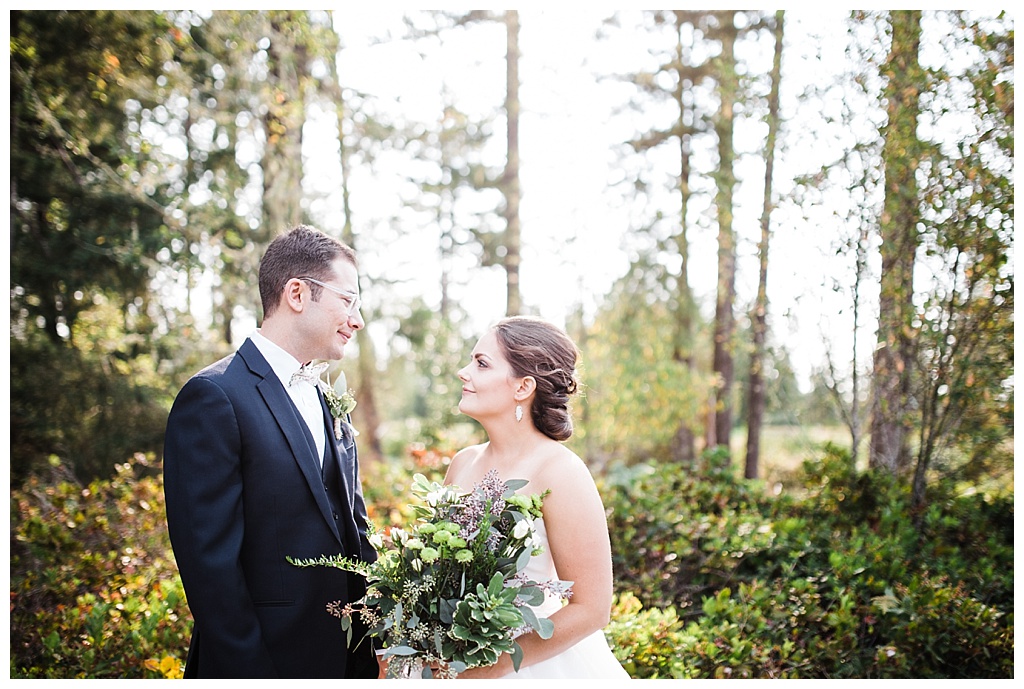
[
  {"left": 9, "top": 442, "right": 1012, "bottom": 679},
  {"left": 604, "top": 445, "right": 1014, "bottom": 678},
  {"left": 867, "top": 575, "right": 1014, "bottom": 678},
  {"left": 9, "top": 455, "right": 191, "bottom": 678},
  {"left": 605, "top": 593, "right": 689, "bottom": 678},
  {"left": 603, "top": 447, "right": 784, "bottom": 611}
]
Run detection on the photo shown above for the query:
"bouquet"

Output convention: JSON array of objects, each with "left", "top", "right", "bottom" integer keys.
[{"left": 290, "top": 470, "right": 572, "bottom": 678}]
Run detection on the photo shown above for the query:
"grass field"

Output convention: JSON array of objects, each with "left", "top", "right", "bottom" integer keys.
[
  {"left": 733, "top": 424, "right": 1014, "bottom": 498},
  {"left": 731, "top": 424, "right": 852, "bottom": 487}
]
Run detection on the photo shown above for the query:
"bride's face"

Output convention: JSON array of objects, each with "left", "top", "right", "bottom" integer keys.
[{"left": 457, "top": 330, "right": 519, "bottom": 422}]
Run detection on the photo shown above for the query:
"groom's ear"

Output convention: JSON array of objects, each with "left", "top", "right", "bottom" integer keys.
[
  {"left": 282, "top": 278, "right": 307, "bottom": 313},
  {"left": 514, "top": 376, "right": 536, "bottom": 401}
]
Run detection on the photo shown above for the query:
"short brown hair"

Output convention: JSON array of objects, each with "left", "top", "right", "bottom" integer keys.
[
  {"left": 492, "top": 316, "right": 580, "bottom": 442},
  {"left": 258, "top": 225, "right": 356, "bottom": 318}
]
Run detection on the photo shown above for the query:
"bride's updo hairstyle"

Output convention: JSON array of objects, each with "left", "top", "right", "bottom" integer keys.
[{"left": 492, "top": 316, "right": 581, "bottom": 442}]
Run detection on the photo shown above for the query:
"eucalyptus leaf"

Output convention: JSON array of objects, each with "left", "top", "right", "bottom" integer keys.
[
  {"left": 504, "top": 479, "right": 529, "bottom": 493},
  {"left": 384, "top": 645, "right": 419, "bottom": 657},
  {"left": 518, "top": 585, "right": 545, "bottom": 606},
  {"left": 519, "top": 605, "right": 554, "bottom": 638},
  {"left": 515, "top": 546, "right": 532, "bottom": 572},
  {"left": 440, "top": 597, "right": 458, "bottom": 624},
  {"left": 539, "top": 617, "right": 555, "bottom": 639}
]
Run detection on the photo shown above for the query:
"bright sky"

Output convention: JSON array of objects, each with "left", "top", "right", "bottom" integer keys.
[{"left": 300, "top": 8, "right": 874, "bottom": 391}]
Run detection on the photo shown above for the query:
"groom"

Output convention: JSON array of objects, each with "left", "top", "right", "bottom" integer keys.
[{"left": 163, "top": 225, "right": 379, "bottom": 678}]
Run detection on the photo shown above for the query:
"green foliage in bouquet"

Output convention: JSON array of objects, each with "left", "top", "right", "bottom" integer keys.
[
  {"left": 449, "top": 571, "right": 527, "bottom": 670},
  {"left": 290, "top": 470, "right": 572, "bottom": 678}
]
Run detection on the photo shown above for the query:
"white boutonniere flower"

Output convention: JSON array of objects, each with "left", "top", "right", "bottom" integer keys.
[{"left": 319, "top": 371, "right": 358, "bottom": 441}]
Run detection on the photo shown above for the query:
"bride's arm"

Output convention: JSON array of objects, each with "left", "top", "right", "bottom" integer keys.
[{"left": 458, "top": 450, "right": 614, "bottom": 678}]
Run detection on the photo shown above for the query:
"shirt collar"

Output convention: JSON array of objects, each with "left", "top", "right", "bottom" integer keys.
[{"left": 249, "top": 330, "right": 305, "bottom": 388}]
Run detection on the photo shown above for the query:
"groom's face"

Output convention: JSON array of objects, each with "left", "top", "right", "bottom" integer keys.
[{"left": 299, "top": 257, "right": 364, "bottom": 362}]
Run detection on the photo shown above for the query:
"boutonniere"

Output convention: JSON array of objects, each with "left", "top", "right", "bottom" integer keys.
[{"left": 319, "top": 373, "right": 358, "bottom": 441}]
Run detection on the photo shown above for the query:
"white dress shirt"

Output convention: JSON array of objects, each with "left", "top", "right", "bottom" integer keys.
[{"left": 249, "top": 331, "right": 327, "bottom": 464}]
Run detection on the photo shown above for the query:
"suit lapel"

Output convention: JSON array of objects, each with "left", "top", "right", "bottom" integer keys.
[{"left": 239, "top": 340, "right": 344, "bottom": 547}]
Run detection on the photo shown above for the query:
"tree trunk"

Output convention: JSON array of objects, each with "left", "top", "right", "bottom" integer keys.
[
  {"left": 503, "top": 10, "right": 522, "bottom": 316},
  {"left": 353, "top": 337, "right": 384, "bottom": 465},
  {"left": 330, "top": 33, "right": 383, "bottom": 466},
  {"left": 712, "top": 11, "right": 739, "bottom": 454},
  {"left": 869, "top": 10, "right": 922, "bottom": 474},
  {"left": 254, "top": 13, "right": 308, "bottom": 340},
  {"left": 669, "top": 10, "right": 698, "bottom": 467},
  {"left": 849, "top": 222, "right": 871, "bottom": 468},
  {"left": 262, "top": 16, "right": 306, "bottom": 238},
  {"left": 744, "top": 10, "right": 784, "bottom": 480}
]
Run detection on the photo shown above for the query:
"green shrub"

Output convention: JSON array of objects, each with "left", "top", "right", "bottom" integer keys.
[
  {"left": 867, "top": 575, "right": 1014, "bottom": 678},
  {"left": 605, "top": 446, "right": 1014, "bottom": 678},
  {"left": 9, "top": 442, "right": 1013, "bottom": 679},
  {"left": 603, "top": 452, "right": 785, "bottom": 612},
  {"left": 10, "top": 455, "right": 191, "bottom": 678},
  {"left": 605, "top": 593, "right": 690, "bottom": 678}
]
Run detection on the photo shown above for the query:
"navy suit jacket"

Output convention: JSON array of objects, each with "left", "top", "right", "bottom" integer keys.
[{"left": 163, "top": 338, "right": 377, "bottom": 678}]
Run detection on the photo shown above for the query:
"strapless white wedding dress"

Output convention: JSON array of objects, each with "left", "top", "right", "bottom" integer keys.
[{"left": 501, "top": 519, "right": 631, "bottom": 679}]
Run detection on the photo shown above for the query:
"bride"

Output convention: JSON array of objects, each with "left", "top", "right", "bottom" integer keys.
[{"left": 444, "top": 316, "right": 630, "bottom": 679}]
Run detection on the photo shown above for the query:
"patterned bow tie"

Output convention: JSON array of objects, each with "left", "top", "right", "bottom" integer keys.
[{"left": 289, "top": 361, "right": 329, "bottom": 388}]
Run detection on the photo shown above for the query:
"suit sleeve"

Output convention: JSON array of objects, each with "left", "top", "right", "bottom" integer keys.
[{"left": 163, "top": 375, "right": 278, "bottom": 677}]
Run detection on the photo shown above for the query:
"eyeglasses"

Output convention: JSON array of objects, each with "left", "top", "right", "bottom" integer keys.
[{"left": 297, "top": 276, "right": 362, "bottom": 316}]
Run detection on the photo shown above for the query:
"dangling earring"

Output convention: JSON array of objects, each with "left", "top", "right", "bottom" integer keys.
[{"left": 515, "top": 404, "right": 523, "bottom": 422}]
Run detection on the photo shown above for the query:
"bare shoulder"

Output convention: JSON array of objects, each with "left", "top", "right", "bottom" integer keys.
[
  {"left": 549, "top": 443, "right": 593, "bottom": 476},
  {"left": 533, "top": 444, "right": 599, "bottom": 496},
  {"left": 444, "top": 443, "right": 487, "bottom": 487},
  {"left": 533, "top": 445, "right": 609, "bottom": 538},
  {"left": 450, "top": 443, "right": 486, "bottom": 464}
]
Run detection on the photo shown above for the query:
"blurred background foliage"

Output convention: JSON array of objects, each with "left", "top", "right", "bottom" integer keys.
[{"left": 8, "top": 9, "right": 1013, "bottom": 679}]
